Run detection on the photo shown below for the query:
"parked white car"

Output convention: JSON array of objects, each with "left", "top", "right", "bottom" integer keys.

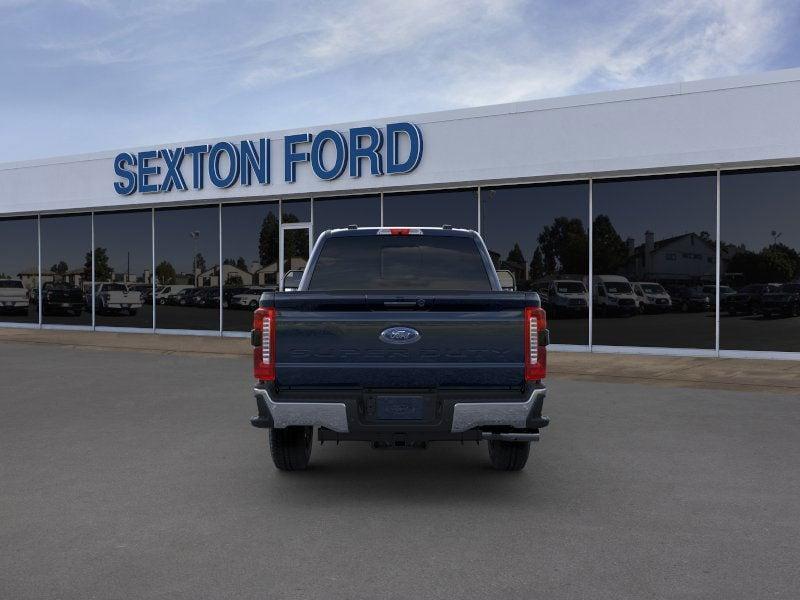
[
  {"left": 231, "top": 287, "right": 267, "bottom": 309},
  {"left": 0, "top": 279, "right": 30, "bottom": 315},
  {"left": 90, "top": 283, "right": 143, "bottom": 315},
  {"left": 632, "top": 282, "right": 672, "bottom": 313},
  {"left": 155, "top": 285, "right": 194, "bottom": 305},
  {"left": 587, "top": 275, "right": 638, "bottom": 316}
]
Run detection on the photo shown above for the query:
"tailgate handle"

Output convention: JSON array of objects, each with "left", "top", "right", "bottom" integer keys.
[{"left": 383, "top": 300, "right": 425, "bottom": 308}]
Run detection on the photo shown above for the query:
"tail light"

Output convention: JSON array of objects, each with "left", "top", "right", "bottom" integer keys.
[
  {"left": 524, "top": 306, "right": 547, "bottom": 381},
  {"left": 252, "top": 307, "right": 276, "bottom": 381}
]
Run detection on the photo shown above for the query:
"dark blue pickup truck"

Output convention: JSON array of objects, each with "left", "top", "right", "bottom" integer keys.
[{"left": 250, "top": 227, "right": 549, "bottom": 471}]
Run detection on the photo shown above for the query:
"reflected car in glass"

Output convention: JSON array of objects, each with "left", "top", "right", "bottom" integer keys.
[
  {"left": 156, "top": 285, "right": 194, "bottom": 305},
  {"left": 89, "top": 283, "right": 143, "bottom": 316},
  {"left": 667, "top": 286, "right": 711, "bottom": 313},
  {"left": 632, "top": 282, "right": 672, "bottom": 313},
  {"left": 591, "top": 275, "right": 638, "bottom": 316},
  {"left": 758, "top": 283, "right": 800, "bottom": 318},
  {"left": 231, "top": 287, "right": 267, "bottom": 310},
  {"left": 726, "top": 283, "right": 780, "bottom": 316},
  {"left": 0, "top": 279, "right": 31, "bottom": 315},
  {"left": 538, "top": 279, "right": 588, "bottom": 317},
  {"left": 190, "top": 287, "right": 220, "bottom": 308},
  {"left": 37, "top": 282, "right": 85, "bottom": 316},
  {"left": 702, "top": 285, "right": 736, "bottom": 305},
  {"left": 169, "top": 287, "right": 198, "bottom": 306}
]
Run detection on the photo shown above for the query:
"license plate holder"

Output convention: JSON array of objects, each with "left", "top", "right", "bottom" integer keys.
[{"left": 374, "top": 395, "right": 426, "bottom": 421}]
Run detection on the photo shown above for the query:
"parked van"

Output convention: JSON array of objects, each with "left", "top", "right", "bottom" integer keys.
[
  {"left": 631, "top": 282, "right": 672, "bottom": 313},
  {"left": 587, "top": 275, "right": 638, "bottom": 316},
  {"left": 540, "top": 279, "right": 588, "bottom": 317}
]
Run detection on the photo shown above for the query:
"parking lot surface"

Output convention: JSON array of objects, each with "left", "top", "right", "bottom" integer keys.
[{"left": 1, "top": 341, "right": 799, "bottom": 599}]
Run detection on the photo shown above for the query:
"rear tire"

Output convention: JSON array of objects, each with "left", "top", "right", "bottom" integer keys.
[
  {"left": 269, "top": 426, "right": 313, "bottom": 471},
  {"left": 488, "top": 440, "right": 530, "bottom": 471}
]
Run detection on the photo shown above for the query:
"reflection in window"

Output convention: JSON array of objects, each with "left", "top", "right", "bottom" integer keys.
[
  {"left": 384, "top": 189, "right": 478, "bottom": 230},
  {"left": 40, "top": 214, "right": 92, "bottom": 326},
  {"left": 481, "top": 183, "right": 589, "bottom": 345},
  {"left": 93, "top": 210, "right": 153, "bottom": 329},
  {"left": 313, "top": 195, "right": 380, "bottom": 239},
  {"left": 721, "top": 168, "right": 800, "bottom": 352},
  {"left": 0, "top": 217, "right": 39, "bottom": 324},
  {"left": 155, "top": 205, "right": 219, "bottom": 331},
  {"left": 282, "top": 199, "right": 311, "bottom": 223},
  {"left": 221, "top": 202, "right": 278, "bottom": 332},
  {"left": 592, "top": 174, "right": 716, "bottom": 349}
]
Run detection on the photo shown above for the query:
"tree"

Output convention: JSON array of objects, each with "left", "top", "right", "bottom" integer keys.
[
  {"left": 236, "top": 256, "right": 248, "bottom": 271},
  {"left": 226, "top": 274, "right": 244, "bottom": 287},
  {"left": 500, "top": 243, "right": 527, "bottom": 285},
  {"left": 727, "top": 243, "right": 800, "bottom": 285},
  {"left": 258, "top": 213, "right": 279, "bottom": 268},
  {"left": 84, "top": 247, "right": 113, "bottom": 282},
  {"left": 50, "top": 261, "right": 68, "bottom": 275},
  {"left": 529, "top": 246, "right": 546, "bottom": 282},
  {"left": 537, "top": 217, "right": 589, "bottom": 275},
  {"left": 156, "top": 261, "right": 177, "bottom": 285},
  {"left": 194, "top": 253, "right": 206, "bottom": 273},
  {"left": 223, "top": 258, "right": 236, "bottom": 266},
  {"left": 592, "top": 215, "right": 628, "bottom": 274}
]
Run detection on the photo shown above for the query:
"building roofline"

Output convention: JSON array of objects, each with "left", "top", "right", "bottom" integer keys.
[{"left": 3, "top": 67, "right": 800, "bottom": 171}]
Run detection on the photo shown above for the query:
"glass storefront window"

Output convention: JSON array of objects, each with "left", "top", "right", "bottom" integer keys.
[
  {"left": 481, "top": 182, "right": 589, "bottom": 346},
  {"left": 154, "top": 205, "right": 220, "bottom": 331},
  {"left": 221, "top": 201, "right": 278, "bottom": 332},
  {"left": 40, "top": 213, "right": 92, "bottom": 326},
  {"left": 383, "top": 189, "right": 478, "bottom": 230},
  {"left": 721, "top": 167, "right": 800, "bottom": 352},
  {"left": 313, "top": 195, "right": 381, "bottom": 240},
  {"left": 0, "top": 217, "right": 39, "bottom": 324},
  {"left": 592, "top": 173, "right": 717, "bottom": 349},
  {"left": 282, "top": 199, "right": 311, "bottom": 223},
  {"left": 93, "top": 210, "right": 153, "bottom": 329}
]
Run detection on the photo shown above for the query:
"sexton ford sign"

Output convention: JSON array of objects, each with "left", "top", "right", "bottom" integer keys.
[{"left": 112, "top": 122, "right": 423, "bottom": 195}]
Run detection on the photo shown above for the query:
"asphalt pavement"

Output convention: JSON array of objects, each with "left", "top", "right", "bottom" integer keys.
[{"left": 1, "top": 341, "right": 799, "bottom": 599}]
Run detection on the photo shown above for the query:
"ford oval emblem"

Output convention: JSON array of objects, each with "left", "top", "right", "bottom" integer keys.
[{"left": 379, "top": 326, "right": 421, "bottom": 345}]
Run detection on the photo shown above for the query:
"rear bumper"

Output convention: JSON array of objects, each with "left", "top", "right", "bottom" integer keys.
[{"left": 251, "top": 384, "right": 548, "bottom": 438}]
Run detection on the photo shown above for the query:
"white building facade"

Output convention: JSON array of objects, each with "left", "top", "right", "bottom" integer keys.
[{"left": 2, "top": 69, "right": 800, "bottom": 358}]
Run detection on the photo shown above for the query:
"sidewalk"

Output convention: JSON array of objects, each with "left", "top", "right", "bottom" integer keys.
[{"left": 1, "top": 328, "right": 798, "bottom": 394}]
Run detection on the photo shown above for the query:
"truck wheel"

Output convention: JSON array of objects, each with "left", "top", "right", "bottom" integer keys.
[
  {"left": 488, "top": 440, "right": 530, "bottom": 471},
  {"left": 269, "top": 426, "right": 313, "bottom": 471}
]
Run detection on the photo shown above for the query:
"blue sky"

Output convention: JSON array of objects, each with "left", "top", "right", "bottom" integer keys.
[{"left": 1, "top": 0, "right": 798, "bottom": 162}]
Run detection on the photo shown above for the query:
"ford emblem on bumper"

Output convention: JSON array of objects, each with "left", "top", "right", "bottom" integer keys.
[{"left": 379, "top": 326, "right": 421, "bottom": 345}]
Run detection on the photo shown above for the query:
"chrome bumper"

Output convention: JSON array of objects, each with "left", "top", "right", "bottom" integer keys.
[
  {"left": 253, "top": 388, "right": 349, "bottom": 432},
  {"left": 253, "top": 386, "right": 546, "bottom": 435},
  {"left": 450, "top": 387, "right": 546, "bottom": 432}
]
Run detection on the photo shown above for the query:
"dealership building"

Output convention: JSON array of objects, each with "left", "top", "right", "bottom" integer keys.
[{"left": 1, "top": 68, "right": 800, "bottom": 359}]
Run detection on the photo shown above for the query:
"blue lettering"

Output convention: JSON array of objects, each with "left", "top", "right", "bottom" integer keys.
[
  {"left": 311, "top": 130, "right": 347, "bottom": 181},
  {"left": 113, "top": 152, "right": 137, "bottom": 195},
  {"left": 349, "top": 127, "right": 383, "bottom": 177},
  {"left": 137, "top": 150, "right": 160, "bottom": 193},
  {"left": 240, "top": 139, "right": 269, "bottom": 186},
  {"left": 284, "top": 133, "right": 311, "bottom": 183},
  {"left": 184, "top": 145, "right": 210, "bottom": 190},
  {"left": 386, "top": 122, "right": 423, "bottom": 175},
  {"left": 208, "top": 142, "right": 240, "bottom": 188},
  {"left": 159, "top": 148, "right": 187, "bottom": 192}
]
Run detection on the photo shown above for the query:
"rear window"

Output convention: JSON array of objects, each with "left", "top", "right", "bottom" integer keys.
[
  {"left": 308, "top": 235, "right": 491, "bottom": 291},
  {"left": 0, "top": 280, "right": 23, "bottom": 288}
]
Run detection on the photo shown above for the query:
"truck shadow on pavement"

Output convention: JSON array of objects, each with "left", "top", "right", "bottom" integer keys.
[{"left": 253, "top": 441, "right": 567, "bottom": 509}]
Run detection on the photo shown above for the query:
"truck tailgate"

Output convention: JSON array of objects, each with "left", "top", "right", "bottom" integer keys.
[{"left": 272, "top": 292, "right": 532, "bottom": 388}]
